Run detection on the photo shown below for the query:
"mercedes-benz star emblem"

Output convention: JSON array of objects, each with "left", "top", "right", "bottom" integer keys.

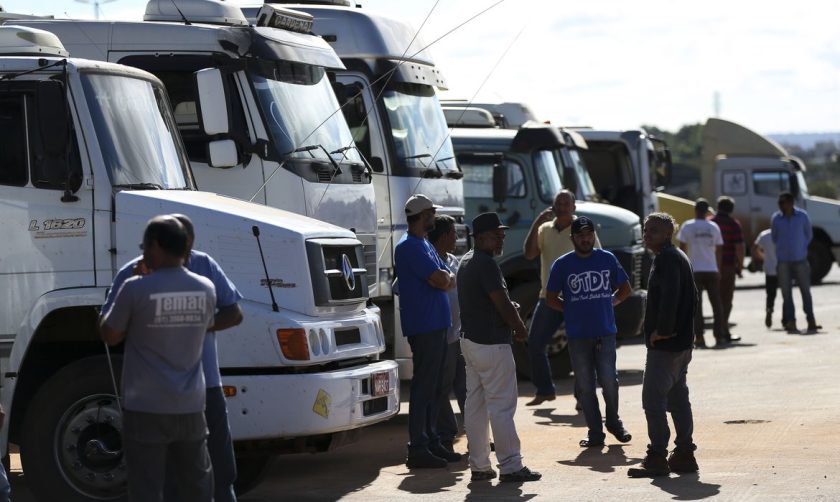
[{"left": 341, "top": 254, "right": 356, "bottom": 291}]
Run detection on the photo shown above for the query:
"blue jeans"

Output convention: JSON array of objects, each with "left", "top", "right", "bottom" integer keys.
[
  {"left": 527, "top": 299, "right": 563, "bottom": 396},
  {"left": 642, "top": 349, "right": 695, "bottom": 456},
  {"left": 567, "top": 335, "right": 622, "bottom": 441},
  {"left": 407, "top": 330, "right": 448, "bottom": 450},
  {"left": 437, "top": 340, "right": 467, "bottom": 442},
  {"left": 777, "top": 260, "right": 815, "bottom": 325}
]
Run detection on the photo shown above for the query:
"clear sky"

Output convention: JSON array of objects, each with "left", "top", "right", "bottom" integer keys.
[{"left": 3, "top": 0, "right": 838, "bottom": 134}]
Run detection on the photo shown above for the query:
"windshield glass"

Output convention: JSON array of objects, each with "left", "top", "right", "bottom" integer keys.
[
  {"left": 249, "top": 60, "right": 361, "bottom": 163},
  {"left": 382, "top": 83, "right": 456, "bottom": 173},
  {"left": 533, "top": 149, "right": 563, "bottom": 203},
  {"left": 568, "top": 149, "right": 597, "bottom": 200},
  {"left": 81, "top": 73, "right": 190, "bottom": 188},
  {"left": 795, "top": 170, "right": 809, "bottom": 198}
]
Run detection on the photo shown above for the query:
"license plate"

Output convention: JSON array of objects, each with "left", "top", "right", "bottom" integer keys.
[{"left": 372, "top": 372, "right": 389, "bottom": 397}]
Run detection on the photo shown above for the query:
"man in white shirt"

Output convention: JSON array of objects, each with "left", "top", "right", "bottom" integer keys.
[
  {"left": 677, "top": 199, "right": 725, "bottom": 348},
  {"left": 752, "top": 228, "right": 778, "bottom": 328}
]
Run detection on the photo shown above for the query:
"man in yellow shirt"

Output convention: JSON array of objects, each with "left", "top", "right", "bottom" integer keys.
[{"left": 522, "top": 190, "right": 601, "bottom": 405}]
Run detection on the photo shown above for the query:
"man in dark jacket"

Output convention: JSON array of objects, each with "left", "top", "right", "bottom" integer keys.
[{"left": 629, "top": 213, "right": 699, "bottom": 478}]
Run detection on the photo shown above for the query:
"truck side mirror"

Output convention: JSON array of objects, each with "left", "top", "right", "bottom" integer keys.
[
  {"left": 369, "top": 156, "right": 385, "bottom": 173},
  {"left": 492, "top": 162, "right": 508, "bottom": 204},
  {"left": 37, "top": 80, "right": 69, "bottom": 157},
  {"left": 207, "top": 139, "right": 238, "bottom": 168},
  {"left": 195, "top": 68, "right": 230, "bottom": 136}
]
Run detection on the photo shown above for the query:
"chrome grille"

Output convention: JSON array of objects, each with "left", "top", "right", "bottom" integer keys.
[
  {"left": 356, "top": 233, "right": 377, "bottom": 295},
  {"left": 306, "top": 238, "right": 368, "bottom": 306}
]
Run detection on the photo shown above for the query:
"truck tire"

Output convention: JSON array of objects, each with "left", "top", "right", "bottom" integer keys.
[
  {"left": 21, "top": 356, "right": 126, "bottom": 502},
  {"left": 234, "top": 454, "right": 271, "bottom": 496},
  {"left": 509, "top": 282, "right": 571, "bottom": 380},
  {"left": 808, "top": 239, "right": 833, "bottom": 284}
]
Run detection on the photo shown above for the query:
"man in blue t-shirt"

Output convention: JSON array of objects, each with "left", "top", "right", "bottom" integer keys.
[
  {"left": 545, "top": 217, "right": 633, "bottom": 447},
  {"left": 394, "top": 194, "right": 459, "bottom": 469},
  {"left": 104, "top": 215, "right": 243, "bottom": 502}
]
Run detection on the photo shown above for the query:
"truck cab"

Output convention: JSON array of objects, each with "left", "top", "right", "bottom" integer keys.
[
  {"left": 703, "top": 117, "right": 840, "bottom": 282},
  {"left": 0, "top": 25, "right": 397, "bottom": 501},
  {"left": 248, "top": 1, "right": 467, "bottom": 378},
  {"left": 13, "top": 0, "right": 380, "bottom": 296},
  {"left": 450, "top": 123, "right": 646, "bottom": 378}
]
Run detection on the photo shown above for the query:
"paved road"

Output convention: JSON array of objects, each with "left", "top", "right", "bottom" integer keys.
[{"left": 9, "top": 268, "right": 840, "bottom": 500}]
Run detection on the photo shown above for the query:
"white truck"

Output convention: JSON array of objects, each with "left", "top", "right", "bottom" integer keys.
[
  {"left": 243, "top": 1, "right": 468, "bottom": 378},
  {"left": 701, "top": 117, "right": 840, "bottom": 282},
  {"left": 14, "top": 0, "right": 381, "bottom": 297},
  {"left": 0, "top": 25, "right": 397, "bottom": 502}
]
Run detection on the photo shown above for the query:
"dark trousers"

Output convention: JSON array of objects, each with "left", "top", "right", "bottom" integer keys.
[
  {"left": 527, "top": 299, "right": 564, "bottom": 396},
  {"left": 568, "top": 335, "right": 622, "bottom": 441},
  {"left": 693, "top": 271, "right": 724, "bottom": 339},
  {"left": 719, "top": 264, "right": 737, "bottom": 331},
  {"left": 407, "top": 330, "right": 448, "bottom": 450},
  {"left": 123, "top": 410, "right": 213, "bottom": 502},
  {"left": 765, "top": 274, "right": 778, "bottom": 313},
  {"left": 437, "top": 339, "right": 467, "bottom": 442},
  {"left": 778, "top": 260, "right": 815, "bottom": 324},
  {"left": 642, "top": 349, "right": 695, "bottom": 456},
  {"left": 165, "top": 387, "right": 237, "bottom": 502}
]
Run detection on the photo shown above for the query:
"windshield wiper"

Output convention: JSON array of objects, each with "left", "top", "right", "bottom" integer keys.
[
  {"left": 331, "top": 145, "right": 373, "bottom": 179},
  {"left": 290, "top": 143, "right": 342, "bottom": 176},
  {"left": 113, "top": 183, "right": 164, "bottom": 190}
]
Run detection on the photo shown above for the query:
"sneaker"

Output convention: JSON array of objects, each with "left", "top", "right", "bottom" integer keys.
[
  {"left": 726, "top": 333, "right": 741, "bottom": 343},
  {"left": 628, "top": 452, "right": 670, "bottom": 478},
  {"left": 430, "top": 444, "right": 462, "bottom": 463},
  {"left": 668, "top": 450, "right": 699, "bottom": 473},
  {"left": 525, "top": 394, "right": 556, "bottom": 406},
  {"left": 765, "top": 310, "right": 772, "bottom": 328},
  {"left": 471, "top": 469, "right": 496, "bottom": 481},
  {"left": 499, "top": 466, "right": 542, "bottom": 482},
  {"left": 579, "top": 437, "right": 605, "bottom": 448},
  {"left": 405, "top": 448, "right": 447, "bottom": 469}
]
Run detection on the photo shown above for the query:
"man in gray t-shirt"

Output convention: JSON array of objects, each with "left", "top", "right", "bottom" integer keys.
[{"left": 101, "top": 215, "right": 216, "bottom": 502}]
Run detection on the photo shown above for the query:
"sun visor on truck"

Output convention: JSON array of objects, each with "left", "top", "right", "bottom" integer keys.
[
  {"left": 251, "top": 26, "right": 346, "bottom": 70},
  {"left": 379, "top": 59, "right": 447, "bottom": 90},
  {"left": 511, "top": 125, "right": 566, "bottom": 153}
]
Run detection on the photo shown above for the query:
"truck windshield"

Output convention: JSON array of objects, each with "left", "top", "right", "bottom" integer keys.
[
  {"left": 249, "top": 60, "right": 361, "bottom": 164},
  {"left": 382, "top": 82, "right": 457, "bottom": 174},
  {"left": 568, "top": 149, "right": 597, "bottom": 200},
  {"left": 81, "top": 73, "right": 190, "bottom": 189},
  {"left": 533, "top": 149, "right": 563, "bottom": 203}
]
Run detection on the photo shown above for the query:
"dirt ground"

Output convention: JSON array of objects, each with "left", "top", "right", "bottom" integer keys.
[{"left": 9, "top": 268, "right": 840, "bottom": 501}]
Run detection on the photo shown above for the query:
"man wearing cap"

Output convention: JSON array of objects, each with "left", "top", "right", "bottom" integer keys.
[
  {"left": 458, "top": 212, "right": 541, "bottom": 483},
  {"left": 395, "top": 194, "right": 460, "bottom": 469},
  {"left": 523, "top": 190, "right": 601, "bottom": 406},
  {"left": 677, "top": 198, "right": 725, "bottom": 347},
  {"left": 544, "top": 216, "right": 633, "bottom": 448}
]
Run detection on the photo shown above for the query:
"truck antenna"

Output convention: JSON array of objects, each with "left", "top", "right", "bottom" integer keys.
[
  {"left": 252, "top": 225, "right": 279, "bottom": 312},
  {"left": 168, "top": 0, "right": 191, "bottom": 25}
]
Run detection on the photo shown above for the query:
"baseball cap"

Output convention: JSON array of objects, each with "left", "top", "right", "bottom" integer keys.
[
  {"left": 404, "top": 194, "right": 442, "bottom": 216},
  {"left": 570, "top": 216, "right": 595, "bottom": 234},
  {"left": 471, "top": 212, "right": 509, "bottom": 236}
]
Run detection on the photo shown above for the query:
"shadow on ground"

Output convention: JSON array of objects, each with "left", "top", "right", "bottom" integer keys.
[
  {"left": 650, "top": 472, "right": 722, "bottom": 500},
  {"left": 556, "top": 444, "right": 643, "bottom": 474}
]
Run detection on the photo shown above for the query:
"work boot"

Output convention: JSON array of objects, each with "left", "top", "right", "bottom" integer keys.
[
  {"left": 807, "top": 320, "right": 822, "bottom": 332},
  {"left": 667, "top": 450, "right": 699, "bottom": 473},
  {"left": 499, "top": 466, "right": 542, "bottom": 482},
  {"left": 765, "top": 309, "right": 772, "bottom": 328},
  {"left": 628, "top": 452, "right": 670, "bottom": 478},
  {"left": 405, "top": 448, "right": 447, "bottom": 469},
  {"left": 694, "top": 335, "right": 707, "bottom": 349},
  {"left": 430, "top": 443, "right": 462, "bottom": 462},
  {"left": 783, "top": 321, "right": 799, "bottom": 334}
]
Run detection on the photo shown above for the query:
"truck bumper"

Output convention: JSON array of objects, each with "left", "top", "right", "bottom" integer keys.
[
  {"left": 223, "top": 359, "right": 399, "bottom": 440},
  {"left": 615, "top": 290, "right": 646, "bottom": 338}
]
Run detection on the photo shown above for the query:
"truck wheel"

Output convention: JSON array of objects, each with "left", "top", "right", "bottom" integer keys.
[
  {"left": 21, "top": 356, "right": 126, "bottom": 502},
  {"left": 509, "top": 282, "right": 571, "bottom": 380},
  {"left": 808, "top": 239, "right": 833, "bottom": 284},
  {"left": 234, "top": 454, "right": 271, "bottom": 496}
]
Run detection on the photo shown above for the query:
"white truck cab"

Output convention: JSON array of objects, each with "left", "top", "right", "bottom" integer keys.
[
  {"left": 0, "top": 25, "right": 396, "bottom": 502},
  {"left": 12, "top": 0, "right": 380, "bottom": 296}
]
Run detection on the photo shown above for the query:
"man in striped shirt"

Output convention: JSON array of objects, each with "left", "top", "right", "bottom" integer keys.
[{"left": 711, "top": 196, "right": 743, "bottom": 343}]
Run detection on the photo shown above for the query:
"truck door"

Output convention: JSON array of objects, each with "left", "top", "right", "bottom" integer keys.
[
  {"left": 747, "top": 170, "right": 791, "bottom": 238},
  {"left": 0, "top": 82, "right": 94, "bottom": 335},
  {"left": 458, "top": 153, "right": 529, "bottom": 256},
  {"left": 333, "top": 74, "right": 392, "bottom": 295}
]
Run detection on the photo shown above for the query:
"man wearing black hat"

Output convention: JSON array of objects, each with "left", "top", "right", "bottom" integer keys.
[
  {"left": 395, "top": 194, "right": 461, "bottom": 469},
  {"left": 544, "top": 216, "right": 633, "bottom": 448},
  {"left": 677, "top": 198, "right": 725, "bottom": 347},
  {"left": 458, "top": 212, "right": 541, "bottom": 483}
]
